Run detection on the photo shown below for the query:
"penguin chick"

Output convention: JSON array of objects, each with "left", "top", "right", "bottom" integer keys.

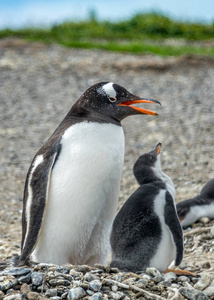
[
  {"left": 176, "top": 178, "right": 214, "bottom": 228},
  {"left": 110, "top": 143, "right": 183, "bottom": 273},
  {"left": 17, "top": 82, "right": 160, "bottom": 267}
]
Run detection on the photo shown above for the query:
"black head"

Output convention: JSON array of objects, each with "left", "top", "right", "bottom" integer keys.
[
  {"left": 133, "top": 143, "right": 162, "bottom": 185},
  {"left": 71, "top": 82, "right": 160, "bottom": 123},
  {"left": 176, "top": 200, "right": 191, "bottom": 221}
]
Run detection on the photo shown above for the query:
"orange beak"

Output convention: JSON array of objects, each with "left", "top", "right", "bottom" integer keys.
[
  {"left": 156, "top": 143, "right": 162, "bottom": 155},
  {"left": 119, "top": 99, "right": 160, "bottom": 116}
]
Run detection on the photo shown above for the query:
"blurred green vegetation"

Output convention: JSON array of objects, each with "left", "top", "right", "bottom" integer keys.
[{"left": 1, "top": 12, "right": 214, "bottom": 56}]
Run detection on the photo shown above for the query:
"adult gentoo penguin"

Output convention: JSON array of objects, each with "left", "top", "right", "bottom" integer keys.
[
  {"left": 110, "top": 143, "right": 183, "bottom": 273},
  {"left": 17, "top": 82, "right": 160, "bottom": 267},
  {"left": 176, "top": 178, "right": 214, "bottom": 228}
]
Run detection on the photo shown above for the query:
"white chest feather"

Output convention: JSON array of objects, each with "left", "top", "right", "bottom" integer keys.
[
  {"left": 149, "top": 189, "right": 176, "bottom": 272},
  {"left": 152, "top": 156, "right": 176, "bottom": 200},
  {"left": 33, "top": 122, "right": 125, "bottom": 265}
]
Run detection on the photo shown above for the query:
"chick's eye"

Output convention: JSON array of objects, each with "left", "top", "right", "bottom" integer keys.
[
  {"left": 150, "top": 156, "right": 155, "bottom": 162},
  {"left": 109, "top": 97, "right": 116, "bottom": 102}
]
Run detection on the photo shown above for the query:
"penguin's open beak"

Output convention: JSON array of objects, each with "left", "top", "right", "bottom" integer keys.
[{"left": 119, "top": 98, "right": 161, "bottom": 116}]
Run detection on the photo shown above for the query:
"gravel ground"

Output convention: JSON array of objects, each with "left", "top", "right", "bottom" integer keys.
[{"left": 0, "top": 38, "right": 214, "bottom": 299}]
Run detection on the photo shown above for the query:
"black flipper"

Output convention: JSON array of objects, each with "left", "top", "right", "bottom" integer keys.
[
  {"left": 18, "top": 143, "right": 60, "bottom": 266},
  {"left": 164, "top": 191, "right": 184, "bottom": 266}
]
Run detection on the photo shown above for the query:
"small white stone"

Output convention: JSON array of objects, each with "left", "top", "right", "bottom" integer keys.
[
  {"left": 163, "top": 272, "right": 177, "bottom": 282},
  {"left": 4, "top": 294, "right": 22, "bottom": 300},
  {"left": 199, "top": 217, "right": 210, "bottom": 224},
  {"left": 179, "top": 276, "right": 189, "bottom": 282},
  {"left": 68, "top": 287, "right": 86, "bottom": 300},
  {"left": 203, "top": 279, "right": 214, "bottom": 297},
  {"left": 146, "top": 267, "right": 162, "bottom": 277},
  {"left": 179, "top": 287, "right": 208, "bottom": 300},
  {"left": 111, "top": 285, "right": 118, "bottom": 292},
  {"left": 89, "top": 280, "right": 102, "bottom": 292},
  {"left": 194, "top": 274, "right": 212, "bottom": 291}
]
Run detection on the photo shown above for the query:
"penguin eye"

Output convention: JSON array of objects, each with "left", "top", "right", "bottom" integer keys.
[
  {"left": 150, "top": 156, "right": 155, "bottom": 162},
  {"left": 109, "top": 97, "right": 117, "bottom": 103}
]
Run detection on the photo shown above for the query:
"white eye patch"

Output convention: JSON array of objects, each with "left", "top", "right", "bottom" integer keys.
[{"left": 99, "top": 82, "right": 117, "bottom": 100}]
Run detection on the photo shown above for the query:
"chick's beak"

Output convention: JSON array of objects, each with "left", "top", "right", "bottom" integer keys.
[
  {"left": 118, "top": 97, "right": 161, "bottom": 116},
  {"left": 155, "top": 143, "right": 162, "bottom": 155}
]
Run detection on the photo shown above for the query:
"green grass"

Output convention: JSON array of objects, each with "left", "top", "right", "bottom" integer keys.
[
  {"left": 1, "top": 12, "right": 214, "bottom": 56},
  {"left": 53, "top": 40, "right": 214, "bottom": 56}
]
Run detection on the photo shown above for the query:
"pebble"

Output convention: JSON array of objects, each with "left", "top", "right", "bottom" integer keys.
[
  {"left": 55, "top": 267, "right": 69, "bottom": 274},
  {"left": 111, "top": 285, "right": 118, "bottom": 292},
  {"left": 61, "top": 291, "right": 68, "bottom": 299},
  {"left": 201, "top": 262, "right": 211, "bottom": 269},
  {"left": 49, "top": 279, "right": 71, "bottom": 286},
  {"left": 17, "top": 272, "right": 31, "bottom": 284},
  {"left": 54, "top": 272, "right": 73, "bottom": 281},
  {"left": 20, "top": 283, "right": 31, "bottom": 294},
  {"left": 0, "top": 267, "right": 31, "bottom": 277},
  {"left": 203, "top": 279, "right": 214, "bottom": 298},
  {"left": 123, "top": 277, "right": 135, "bottom": 285},
  {"left": 90, "top": 292, "right": 103, "bottom": 300},
  {"left": 179, "top": 287, "right": 208, "bottom": 300},
  {"left": 72, "top": 280, "right": 81, "bottom": 286},
  {"left": 199, "top": 217, "right": 210, "bottom": 224},
  {"left": 27, "top": 291, "right": 44, "bottom": 299},
  {"left": 159, "top": 280, "right": 172, "bottom": 287},
  {"left": 69, "top": 270, "right": 81, "bottom": 279},
  {"left": 88, "top": 280, "right": 102, "bottom": 292},
  {"left": 194, "top": 274, "right": 212, "bottom": 290},
  {"left": 146, "top": 267, "right": 162, "bottom": 278},
  {"left": 31, "top": 272, "right": 43, "bottom": 286},
  {"left": 153, "top": 275, "right": 163, "bottom": 283},
  {"left": 140, "top": 273, "right": 151, "bottom": 280},
  {"left": 163, "top": 272, "right": 177, "bottom": 282},
  {"left": 183, "top": 281, "right": 195, "bottom": 289},
  {"left": 191, "top": 277, "right": 199, "bottom": 284},
  {"left": 136, "top": 278, "right": 148, "bottom": 288},
  {"left": 94, "top": 264, "right": 111, "bottom": 272},
  {"left": 37, "top": 284, "right": 48, "bottom": 293},
  {"left": 91, "top": 269, "right": 103, "bottom": 275},
  {"left": 112, "top": 274, "right": 122, "bottom": 282},
  {"left": 0, "top": 275, "right": 18, "bottom": 291},
  {"left": 75, "top": 266, "right": 91, "bottom": 273},
  {"left": 68, "top": 287, "right": 86, "bottom": 300},
  {"left": 86, "top": 289, "right": 94, "bottom": 296},
  {"left": 33, "top": 263, "right": 56, "bottom": 270},
  {"left": 4, "top": 294, "right": 22, "bottom": 300},
  {"left": 84, "top": 272, "right": 99, "bottom": 282},
  {"left": 109, "top": 291, "right": 123, "bottom": 300},
  {"left": 167, "top": 288, "right": 180, "bottom": 300},
  {"left": 145, "top": 268, "right": 163, "bottom": 283},
  {"left": 45, "top": 288, "right": 58, "bottom": 297},
  {"left": 179, "top": 275, "right": 189, "bottom": 282},
  {"left": 171, "top": 283, "right": 180, "bottom": 288},
  {"left": 0, "top": 291, "right": 4, "bottom": 300}
]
